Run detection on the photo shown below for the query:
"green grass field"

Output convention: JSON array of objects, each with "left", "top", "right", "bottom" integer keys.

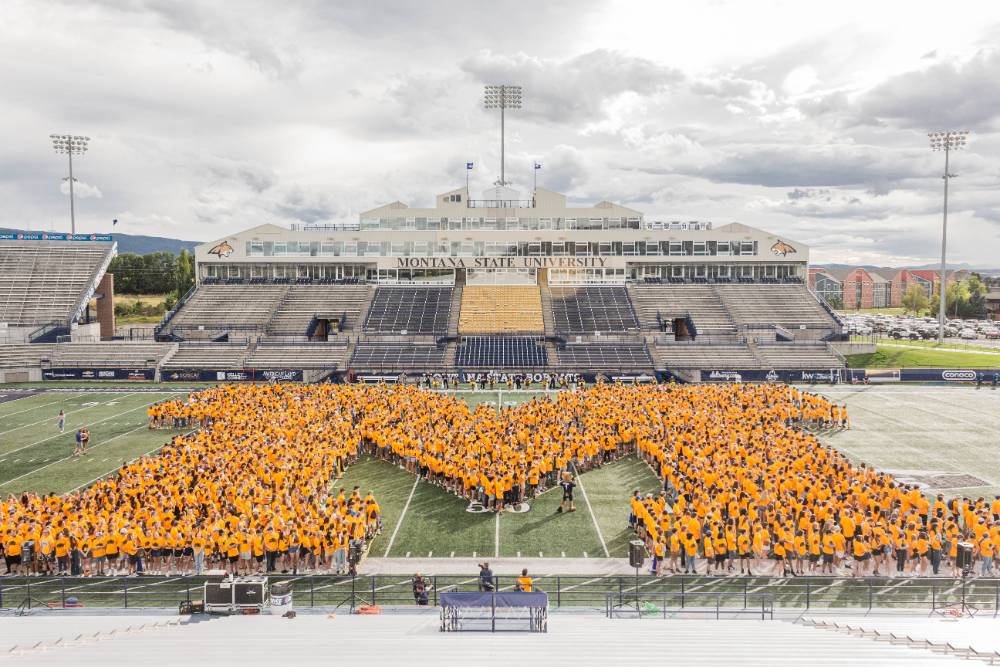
[
  {"left": 846, "top": 345, "right": 1000, "bottom": 368},
  {"left": 2, "top": 385, "right": 999, "bottom": 565}
]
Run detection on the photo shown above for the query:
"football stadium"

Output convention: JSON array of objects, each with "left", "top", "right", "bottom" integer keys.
[{"left": 5, "top": 3, "right": 1000, "bottom": 664}]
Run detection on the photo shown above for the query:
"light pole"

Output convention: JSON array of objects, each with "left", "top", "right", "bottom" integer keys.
[
  {"left": 928, "top": 130, "right": 968, "bottom": 343},
  {"left": 483, "top": 85, "right": 522, "bottom": 187},
  {"left": 51, "top": 134, "right": 90, "bottom": 235}
]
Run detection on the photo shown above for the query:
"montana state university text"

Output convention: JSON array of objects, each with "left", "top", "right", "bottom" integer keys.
[{"left": 395, "top": 257, "right": 611, "bottom": 269}]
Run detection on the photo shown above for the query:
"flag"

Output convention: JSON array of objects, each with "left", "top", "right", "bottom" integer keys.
[
  {"left": 466, "top": 162, "right": 474, "bottom": 170},
  {"left": 112, "top": 218, "right": 118, "bottom": 226},
  {"left": 534, "top": 162, "right": 542, "bottom": 170}
]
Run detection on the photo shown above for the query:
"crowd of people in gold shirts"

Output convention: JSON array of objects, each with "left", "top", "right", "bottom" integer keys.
[{"left": 2, "top": 382, "right": 998, "bottom": 579}]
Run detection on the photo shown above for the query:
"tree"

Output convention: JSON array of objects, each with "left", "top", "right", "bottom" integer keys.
[
  {"left": 174, "top": 249, "right": 195, "bottom": 299},
  {"left": 901, "top": 283, "right": 929, "bottom": 315},
  {"left": 825, "top": 295, "right": 844, "bottom": 310}
]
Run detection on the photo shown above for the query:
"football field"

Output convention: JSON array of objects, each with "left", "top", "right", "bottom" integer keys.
[{"left": 1, "top": 384, "right": 998, "bottom": 561}]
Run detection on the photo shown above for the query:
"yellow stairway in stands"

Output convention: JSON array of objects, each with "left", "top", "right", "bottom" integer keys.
[{"left": 458, "top": 286, "right": 544, "bottom": 334}]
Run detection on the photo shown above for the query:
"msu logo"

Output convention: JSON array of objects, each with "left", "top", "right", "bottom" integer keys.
[
  {"left": 207, "top": 240, "right": 234, "bottom": 258},
  {"left": 770, "top": 240, "right": 796, "bottom": 256}
]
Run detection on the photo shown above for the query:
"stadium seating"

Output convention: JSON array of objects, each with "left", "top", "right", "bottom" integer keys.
[
  {"left": 629, "top": 284, "right": 736, "bottom": 335},
  {"left": 350, "top": 341, "right": 447, "bottom": 370},
  {"left": 554, "top": 343, "right": 652, "bottom": 371},
  {"left": 653, "top": 343, "right": 760, "bottom": 369},
  {"left": 459, "top": 286, "right": 544, "bottom": 334},
  {"left": 160, "top": 343, "right": 247, "bottom": 369},
  {"left": 162, "top": 284, "right": 289, "bottom": 337},
  {"left": 548, "top": 286, "right": 639, "bottom": 334},
  {"left": 754, "top": 343, "right": 844, "bottom": 369},
  {"left": 49, "top": 342, "right": 172, "bottom": 367},
  {"left": 246, "top": 342, "right": 350, "bottom": 369},
  {"left": 715, "top": 283, "right": 840, "bottom": 333},
  {"left": 455, "top": 336, "right": 547, "bottom": 368},
  {"left": 267, "top": 285, "right": 373, "bottom": 335},
  {"left": 0, "top": 241, "right": 114, "bottom": 327},
  {"left": 363, "top": 287, "right": 453, "bottom": 334},
  {"left": 0, "top": 344, "right": 53, "bottom": 368}
]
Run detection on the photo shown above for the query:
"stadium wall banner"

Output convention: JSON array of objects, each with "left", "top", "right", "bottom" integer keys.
[
  {"left": 0, "top": 232, "right": 113, "bottom": 242},
  {"left": 702, "top": 369, "right": 842, "bottom": 383},
  {"left": 160, "top": 369, "right": 304, "bottom": 382},
  {"left": 43, "top": 368, "right": 154, "bottom": 381},
  {"left": 897, "top": 368, "right": 1000, "bottom": 382},
  {"left": 388, "top": 256, "right": 626, "bottom": 270}
]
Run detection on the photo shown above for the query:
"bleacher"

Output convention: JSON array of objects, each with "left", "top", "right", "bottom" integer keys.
[
  {"left": 548, "top": 286, "right": 639, "bottom": 334},
  {"left": 754, "top": 343, "right": 843, "bottom": 369},
  {"left": 160, "top": 343, "right": 247, "bottom": 369},
  {"left": 655, "top": 343, "right": 760, "bottom": 369},
  {"left": 715, "top": 284, "right": 839, "bottom": 332},
  {"left": 0, "top": 344, "right": 53, "bottom": 368},
  {"left": 459, "top": 286, "right": 544, "bottom": 334},
  {"left": 455, "top": 337, "right": 547, "bottom": 368},
  {"left": 267, "top": 285, "right": 373, "bottom": 335},
  {"left": 0, "top": 241, "right": 114, "bottom": 327},
  {"left": 49, "top": 342, "right": 171, "bottom": 367},
  {"left": 162, "top": 284, "right": 288, "bottom": 337},
  {"left": 363, "top": 287, "right": 453, "bottom": 334},
  {"left": 554, "top": 343, "right": 652, "bottom": 371},
  {"left": 350, "top": 342, "right": 446, "bottom": 371},
  {"left": 246, "top": 342, "right": 349, "bottom": 369},
  {"left": 630, "top": 284, "right": 736, "bottom": 335}
]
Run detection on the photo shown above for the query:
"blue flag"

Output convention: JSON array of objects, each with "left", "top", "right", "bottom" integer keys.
[{"left": 466, "top": 162, "right": 474, "bottom": 170}]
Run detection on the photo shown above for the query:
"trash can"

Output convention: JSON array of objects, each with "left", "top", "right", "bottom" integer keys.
[{"left": 269, "top": 581, "right": 293, "bottom": 615}]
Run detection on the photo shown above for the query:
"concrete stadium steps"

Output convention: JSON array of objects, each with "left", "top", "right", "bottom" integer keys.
[
  {"left": 753, "top": 343, "right": 845, "bottom": 369},
  {"left": 160, "top": 343, "right": 248, "bottom": 369},
  {"left": 653, "top": 342, "right": 760, "bottom": 369},
  {"left": 363, "top": 286, "right": 453, "bottom": 335},
  {"left": 629, "top": 284, "right": 737, "bottom": 335},
  {"left": 715, "top": 283, "right": 840, "bottom": 333},
  {"left": 458, "top": 286, "right": 544, "bottom": 335},
  {"left": 164, "top": 284, "right": 290, "bottom": 336},
  {"left": 48, "top": 342, "right": 174, "bottom": 368},
  {"left": 547, "top": 285, "right": 640, "bottom": 335},
  {"left": 266, "top": 285, "right": 374, "bottom": 336},
  {"left": 3, "top": 615, "right": 969, "bottom": 666},
  {"left": 0, "top": 241, "right": 115, "bottom": 328},
  {"left": 799, "top": 616, "right": 1000, "bottom": 658},
  {"left": 0, "top": 344, "right": 54, "bottom": 368},
  {"left": 245, "top": 342, "right": 350, "bottom": 369},
  {"left": 553, "top": 342, "right": 653, "bottom": 372}
]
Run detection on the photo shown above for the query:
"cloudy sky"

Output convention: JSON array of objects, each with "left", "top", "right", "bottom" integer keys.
[{"left": 4, "top": 0, "right": 1000, "bottom": 266}]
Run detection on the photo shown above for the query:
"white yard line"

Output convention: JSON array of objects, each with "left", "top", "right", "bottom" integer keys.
[
  {"left": 0, "top": 421, "right": 154, "bottom": 490},
  {"left": 0, "top": 392, "right": 137, "bottom": 437},
  {"left": 574, "top": 472, "right": 610, "bottom": 557},
  {"left": 383, "top": 476, "right": 419, "bottom": 558},
  {"left": 0, "top": 392, "right": 87, "bottom": 419},
  {"left": 0, "top": 394, "right": 170, "bottom": 459}
]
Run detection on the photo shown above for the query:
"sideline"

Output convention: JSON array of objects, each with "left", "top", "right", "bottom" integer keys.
[{"left": 384, "top": 476, "right": 420, "bottom": 557}]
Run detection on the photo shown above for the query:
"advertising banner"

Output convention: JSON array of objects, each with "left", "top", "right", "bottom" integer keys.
[
  {"left": 160, "top": 369, "right": 304, "bottom": 382},
  {"left": 0, "top": 232, "right": 113, "bottom": 242},
  {"left": 43, "top": 368, "right": 154, "bottom": 381}
]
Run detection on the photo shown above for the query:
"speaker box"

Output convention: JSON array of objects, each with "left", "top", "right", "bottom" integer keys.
[
  {"left": 629, "top": 540, "right": 646, "bottom": 568},
  {"left": 234, "top": 581, "right": 268, "bottom": 606},
  {"left": 204, "top": 581, "right": 233, "bottom": 606},
  {"left": 956, "top": 542, "right": 974, "bottom": 570}
]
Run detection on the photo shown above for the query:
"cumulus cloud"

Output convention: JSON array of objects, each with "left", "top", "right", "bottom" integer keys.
[{"left": 60, "top": 180, "right": 103, "bottom": 199}]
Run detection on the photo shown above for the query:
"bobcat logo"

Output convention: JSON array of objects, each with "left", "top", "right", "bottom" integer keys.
[
  {"left": 770, "top": 240, "right": 797, "bottom": 256},
  {"left": 207, "top": 240, "right": 234, "bottom": 258}
]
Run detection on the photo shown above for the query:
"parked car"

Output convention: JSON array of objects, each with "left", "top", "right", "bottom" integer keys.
[{"left": 958, "top": 329, "right": 978, "bottom": 340}]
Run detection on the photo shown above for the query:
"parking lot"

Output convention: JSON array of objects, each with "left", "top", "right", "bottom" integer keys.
[{"left": 841, "top": 312, "right": 1000, "bottom": 343}]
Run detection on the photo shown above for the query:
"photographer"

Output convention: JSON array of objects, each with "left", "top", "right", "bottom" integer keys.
[
  {"left": 478, "top": 562, "right": 495, "bottom": 592},
  {"left": 412, "top": 573, "right": 431, "bottom": 606}
]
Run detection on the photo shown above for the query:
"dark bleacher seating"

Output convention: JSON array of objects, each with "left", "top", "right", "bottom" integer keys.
[
  {"left": 350, "top": 342, "right": 446, "bottom": 371},
  {"left": 554, "top": 343, "right": 652, "bottom": 371},
  {"left": 455, "top": 337, "right": 547, "bottom": 368},
  {"left": 364, "top": 287, "right": 453, "bottom": 334},
  {"left": 549, "top": 286, "right": 639, "bottom": 334}
]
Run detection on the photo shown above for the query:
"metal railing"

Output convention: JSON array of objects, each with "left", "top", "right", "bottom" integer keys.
[
  {"left": 607, "top": 591, "right": 774, "bottom": 620},
  {"left": 2, "top": 575, "right": 998, "bottom": 614}
]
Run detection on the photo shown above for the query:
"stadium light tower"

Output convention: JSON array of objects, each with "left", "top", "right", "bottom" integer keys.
[
  {"left": 928, "top": 130, "right": 968, "bottom": 344},
  {"left": 51, "top": 134, "right": 90, "bottom": 235},
  {"left": 483, "top": 84, "right": 522, "bottom": 186}
]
